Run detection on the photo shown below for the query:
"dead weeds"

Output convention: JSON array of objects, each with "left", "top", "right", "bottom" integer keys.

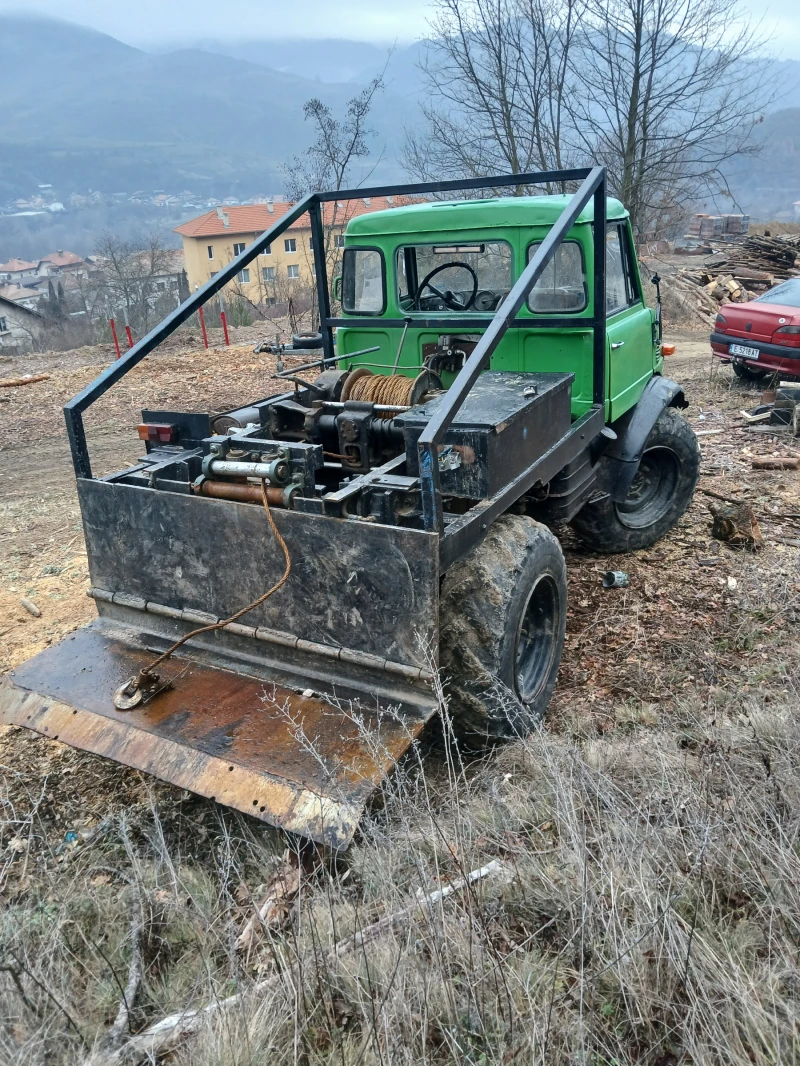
[{"left": 2, "top": 330, "right": 800, "bottom": 1063}]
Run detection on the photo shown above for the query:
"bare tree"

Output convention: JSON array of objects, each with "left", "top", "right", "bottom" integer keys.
[
  {"left": 283, "top": 73, "right": 387, "bottom": 325},
  {"left": 409, "top": 0, "right": 773, "bottom": 235},
  {"left": 405, "top": 0, "right": 586, "bottom": 191},
  {"left": 91, "top": 231, "right": 177, "bottom": 334},
  {"left": 572, "top": 0, "right": 773, "bottom": 237}
]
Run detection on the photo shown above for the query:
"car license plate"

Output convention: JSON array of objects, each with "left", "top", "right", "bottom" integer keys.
[{"left": 729, "top": 343, "right": 759, "bottom": 359}]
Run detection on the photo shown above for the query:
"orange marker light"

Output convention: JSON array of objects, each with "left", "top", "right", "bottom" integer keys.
[
  {"left": 661, "top": 343, "right": 676, "bottom": 356},
  {"left": 137, "top": 423, "right": 175, "bottom": 444}
]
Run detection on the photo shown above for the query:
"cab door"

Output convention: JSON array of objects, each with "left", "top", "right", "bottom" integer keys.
[{"left": 606, "top": 222, "right": 654, "bottom": 420}]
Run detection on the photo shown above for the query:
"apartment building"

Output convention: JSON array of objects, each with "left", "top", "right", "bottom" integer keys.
[{"left": 174, "top": 197, "right": 405, "bottom": 304}]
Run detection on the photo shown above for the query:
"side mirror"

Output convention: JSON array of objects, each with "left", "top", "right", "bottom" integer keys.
[{"left": 333, "top": 276, "right": 342, "bottom": 301}]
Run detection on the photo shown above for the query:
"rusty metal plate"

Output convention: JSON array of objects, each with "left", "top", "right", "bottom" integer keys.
[
  {"left": 77, "top": 479, "right": 439, "bottom": 669},
  {"left": 1, "top": 626, "right": 435, "bottom": 849}
]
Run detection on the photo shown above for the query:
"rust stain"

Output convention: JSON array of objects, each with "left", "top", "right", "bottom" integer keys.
[{"left": 1, "top": 625, "right": 431, "bottom": 849}]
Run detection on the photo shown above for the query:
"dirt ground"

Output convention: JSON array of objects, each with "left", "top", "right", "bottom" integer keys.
[
  {"left": 1, "top": 327, "right": 798, "bottom": 801},
  {"left": 3, "top": 325, "right": 800, "bottom": 1063}
]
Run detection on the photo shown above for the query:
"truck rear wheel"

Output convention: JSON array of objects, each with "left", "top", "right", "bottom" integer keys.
[
  {"left": 571, "top": 407, "right": 700, "bottom": 553},
  {"left": 439, "top": 515, "right": 567, "bottom": 741}
]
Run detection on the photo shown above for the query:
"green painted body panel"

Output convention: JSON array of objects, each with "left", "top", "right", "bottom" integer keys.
[{"left": 336, "top": 195, "right": 660, "bottom": 421}]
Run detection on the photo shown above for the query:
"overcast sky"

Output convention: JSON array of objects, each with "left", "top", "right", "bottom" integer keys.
[{"left": 3, "top": 0, "right": 800, "bottom": 56}]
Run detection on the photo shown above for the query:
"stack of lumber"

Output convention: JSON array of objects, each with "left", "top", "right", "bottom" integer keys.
[{"left": 660, "top": 234, "right": 800, "bottom": 328}]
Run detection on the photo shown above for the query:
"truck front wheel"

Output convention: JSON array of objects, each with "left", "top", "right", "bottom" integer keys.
[
  {"left": 439, "top": 515, "right": 567, "bottom": 742},
  {"left": 571, "top": 408, "right": 700, "bottom": 553}
]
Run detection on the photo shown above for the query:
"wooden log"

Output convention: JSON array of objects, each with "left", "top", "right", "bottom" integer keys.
[{"left": 0, "top": 373, "right": 50, "bottom": 388}]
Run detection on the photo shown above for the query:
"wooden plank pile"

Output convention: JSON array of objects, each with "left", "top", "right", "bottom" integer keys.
[{"left": 661, "top": 234, "right": 800, "bottom": 328}]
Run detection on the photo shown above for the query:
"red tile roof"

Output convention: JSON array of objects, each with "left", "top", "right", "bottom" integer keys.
[
  {"left": 174, "top": 196, "right": 413, "bottom": 239},
  {"left": 40, "top": 250, "right": 86, "bottom": 268},
  {"left": 0, "top": 258, "right": 38, "bottom": 272}
]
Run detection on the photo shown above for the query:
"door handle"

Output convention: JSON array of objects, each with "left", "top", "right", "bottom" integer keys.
[{"left": 611, "top": 341, "right": 625, "bottom": 349}]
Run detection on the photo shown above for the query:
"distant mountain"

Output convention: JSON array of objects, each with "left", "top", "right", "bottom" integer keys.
[
  {"left": 2, "top": 13, "right": 799, "bottom": 219},
  {"left": 0, "top": 15, "right": 420, "bottom": 201}
]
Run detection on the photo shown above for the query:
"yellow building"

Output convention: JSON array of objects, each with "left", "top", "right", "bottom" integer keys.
[{"left": 175, "top": 198, "right": 402, "bottom": 307}]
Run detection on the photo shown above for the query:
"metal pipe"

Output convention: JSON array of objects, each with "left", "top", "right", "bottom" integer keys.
[
  {"left": 321, "top": 401, "right": 410, "bottom": 412},
  {"left": 194, "top": 480, "right": 288, "bottom": 506},
  {"left": 273, "top": 345, "right": 380, "bottom": 378},
  {"left": 207, "top": 459, "right": 284, "bottom": 478}
]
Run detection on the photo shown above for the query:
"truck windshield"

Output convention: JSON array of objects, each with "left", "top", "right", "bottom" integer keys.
[{"left": 397, "top": 241, "right": 512, "bottom": 313}]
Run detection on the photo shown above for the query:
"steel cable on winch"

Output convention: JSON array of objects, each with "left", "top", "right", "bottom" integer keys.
[{"left": 346, "top": 371, "right": 415, "bottom": 410}]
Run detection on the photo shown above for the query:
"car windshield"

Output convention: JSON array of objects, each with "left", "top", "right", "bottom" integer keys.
[
  {"left": 755, "top": 278, "right": 800, "bottom": 307},
  {"left": 397, "top": 242, "right": 512, "bottom": 313}
]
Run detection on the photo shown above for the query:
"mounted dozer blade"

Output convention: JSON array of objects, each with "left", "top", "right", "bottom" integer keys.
[{"left": 0, "top": 624, "right": 437, "bottom": 850}]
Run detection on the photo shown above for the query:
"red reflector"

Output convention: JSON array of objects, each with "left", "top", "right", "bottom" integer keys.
[
  {"left": 661, "top": 343, "right": 676, "bottom": 356},
  {"left": 137, "top": 423, "right": 175, "bottom": 443}
]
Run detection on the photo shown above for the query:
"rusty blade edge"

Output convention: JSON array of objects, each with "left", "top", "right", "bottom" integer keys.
[{"left": 0, "top": 679, "right": 362, "bottom": 850}]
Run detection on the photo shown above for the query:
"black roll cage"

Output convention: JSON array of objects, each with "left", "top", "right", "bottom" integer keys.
[{"left": 64, "top": 167, "right": 608, "bottom": 558}]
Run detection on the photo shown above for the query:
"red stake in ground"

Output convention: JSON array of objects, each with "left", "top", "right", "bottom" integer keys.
[
  {"left": 109, "top": 318, "right": 121, "bottom": 359},
  {"left": 198, "top": 306, "right": 209, "bottom": 349}
]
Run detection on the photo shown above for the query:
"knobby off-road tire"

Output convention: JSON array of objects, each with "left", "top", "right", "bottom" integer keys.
[
  {"left": 439, "top": 515, "right": 567, "bottom": 742},
  {"left": 571, "top": 407, "right": 700, "bottom": 553},
  {"left": 732, "top": 361, "right": 771, "bottom": 384}
]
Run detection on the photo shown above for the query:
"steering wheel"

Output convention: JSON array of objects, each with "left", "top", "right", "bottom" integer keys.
[{"left": 414, "top": 261, "right": 479, "bottom": 311}]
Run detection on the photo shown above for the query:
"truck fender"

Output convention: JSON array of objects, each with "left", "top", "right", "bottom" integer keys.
[{"left": 600, "top": 376, "right": 688, "bottom": 503}]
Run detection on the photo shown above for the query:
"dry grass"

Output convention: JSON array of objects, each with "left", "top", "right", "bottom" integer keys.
[
  {"left": 3, "top": 335, "right": 800, "bottom": 1064},
  {"left": 3, "top": 557, "right": 800, "bottom": 1065}
]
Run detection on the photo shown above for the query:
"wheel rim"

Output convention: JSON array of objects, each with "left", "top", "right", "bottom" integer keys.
[
  {"left": 515, "top": 574, "right": 560, "bottom": 705},
  {"left": 615, "top": 446, "right": 680, "bottom": 529}
]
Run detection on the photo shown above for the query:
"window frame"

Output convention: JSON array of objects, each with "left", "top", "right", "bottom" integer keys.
[
  {"left": 605, "top": 221, "right": 641, "bottom": 317},
  {"left": 524, "top": 238, "right": 588, "bottom": 315},
  {"left": 261, "top": 243, "right": 272, "bottom": 256},
  {"left": 395, "top": 239, "right": 513, "bottom": 314},
  {"left": 262, "top": 265, "right": 276, "bottom": 283},
  {"left": 237, "top": 267, "right": 251, "bottom": 284},
  {"left": 284, "top": 238, "right": 297, "bottom": 253},
  {"left": 334, "top": 234, "right": 345, "bottom": 249},
  {"left": 207, "top": 245, "right": 214, "bottom": 260},
  {"left": 233, "top": 242, "right": 247, "bottom": 256},
  {"left": 341, "top": 245, "right": 387, "bottom": 317},
  {"left": 286, "top": 264, "right": 300, "bottom": 280}
]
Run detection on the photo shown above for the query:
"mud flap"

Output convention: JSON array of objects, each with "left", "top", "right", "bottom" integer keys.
[{"left": 0, "top": 625, "right": 437, "bottom": 850}]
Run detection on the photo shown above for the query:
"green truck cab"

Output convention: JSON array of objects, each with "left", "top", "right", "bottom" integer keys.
[{"left": 336, "top": 195, "right": 662, "bottom": 423}]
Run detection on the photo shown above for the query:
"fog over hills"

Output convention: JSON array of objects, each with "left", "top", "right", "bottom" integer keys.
[
  {"left": 2, "top": 12, "right": 800, "bottom": 220},
  {"left": 0, "top": 15, "right": 418, "bottom": 202}
]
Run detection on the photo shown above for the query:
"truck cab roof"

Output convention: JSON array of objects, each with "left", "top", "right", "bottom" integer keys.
[{"left": 346, "top": 194, "right": 629, "bottom": 237}]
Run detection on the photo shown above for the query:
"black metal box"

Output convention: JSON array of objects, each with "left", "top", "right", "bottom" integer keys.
[{"left": 399, "top": 371, "right": 573, "bottom": 499}]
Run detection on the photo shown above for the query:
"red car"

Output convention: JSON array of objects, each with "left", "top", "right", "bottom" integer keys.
[{"left": 711, "top": 278, "right": 800, "bottom": 382}]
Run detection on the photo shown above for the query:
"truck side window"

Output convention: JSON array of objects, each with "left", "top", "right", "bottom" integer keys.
[
  {"left": 606, "top": 227, "right": 628, "bottom": 314},
  {"left": 526, "top": 240, "right": 587, "bottom": 312},
  {"left": 606, "top": 223, "right": 640, "bottom": 315},
  {"left": 341, "top": 248, "right": 386, "bottom": 315}
]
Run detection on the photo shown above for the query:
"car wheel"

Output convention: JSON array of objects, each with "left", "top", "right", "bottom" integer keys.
[
  {"left": 571, "top": 408, "right": 700, "bottom": 553},
  {"left": 439, "top": 516, "right": 567, "bottom": 742},
  {"left": 732, "top": 361, "right": 771, "bottom": 383}
]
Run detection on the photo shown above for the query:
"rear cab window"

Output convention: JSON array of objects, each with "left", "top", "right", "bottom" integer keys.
[
  {"left": 526, "top": 240, "right": 587, "bottom": 313},
  {"left": 396, "top": 241, "right": 512, "bottom": 313},
  {"left": 341, "top": 247, "right": 386, "bottom": 314}
]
